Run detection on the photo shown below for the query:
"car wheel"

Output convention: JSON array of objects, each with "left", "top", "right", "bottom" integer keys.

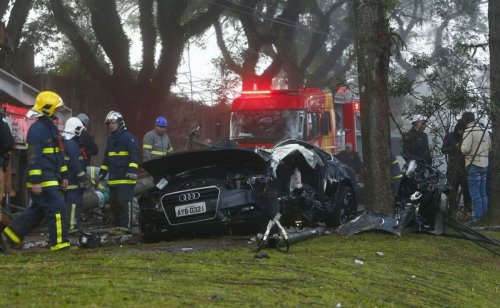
[{"left": 326, "top": 185, "right": 354, "bottom": 227}]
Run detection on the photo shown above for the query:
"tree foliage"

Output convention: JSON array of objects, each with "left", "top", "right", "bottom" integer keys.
[
  {"left": 46, "top": 0, "right": 226, "bottom": 135},
  {"left": 214, "top": 0, "right": 354, "bottom": 90}
]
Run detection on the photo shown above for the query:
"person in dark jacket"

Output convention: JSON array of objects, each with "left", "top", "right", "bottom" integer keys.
[
  {"left": 335, "top": 143, "right": 363, "bottom": 180},
  {"left": 98, "top": 111, "right": 138, "bottom": 232},
  {"left": 76, "top": 113, "right": 98, "bottom": 166},
  {"left": 0, "top": 110, "right": 14, "bottom": 209},
  {"left": 441, "top": 119, "right": 471, "bottom": 216},
  {"left": 62, "top": 117, "right": 89, "bottom": 233},
  {"left": 1, "top": 91, "right": 70, "bottom": 252},
  {"left": 403, "top": 114, "right": 432, "bottom": 165}
]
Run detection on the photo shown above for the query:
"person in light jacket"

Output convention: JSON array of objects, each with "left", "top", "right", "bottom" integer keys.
[{"left": 460, "top": 112, "right": 491, "bottom": 222}]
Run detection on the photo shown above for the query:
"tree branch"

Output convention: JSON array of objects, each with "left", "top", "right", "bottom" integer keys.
[
  {"left": 183, "top": 0, "right": 226, "bottom": 36},
  {"left": 0, "top": 0, "right": 9, "bottom": 20},
  {"left": 299, "top": 0, "right": 332, "bottom": 72},
  {"left": 214, "top": 19, "right": 242, "bottom": 75},
  {"left": 48, "top": 0, "right": 113, "bottom": 88},
  {"left": 88, "top": 0, "right": 131, "bottom": 82},
  {"left": 138, "top": 0, "right": 156, "bottom": 85},
  {"left": 5, "top": 0, "right": 32, "bottom": 48}
]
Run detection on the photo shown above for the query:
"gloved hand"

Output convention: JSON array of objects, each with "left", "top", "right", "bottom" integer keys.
[
  {"left": 80, "top": 177, "right": 92, "bottom": 190},
  {"left": 125, "top": 173, "right": 137, "bottom": 180},
  {"left": 95, "top": 172, "right": 106, "bottom": 189}
]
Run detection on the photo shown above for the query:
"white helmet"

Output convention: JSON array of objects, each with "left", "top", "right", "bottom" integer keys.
[
  {"left": 62, "top": 117, "right": 85, "bottom": 140},
  {"left": 76, "top": 113, "right": 90, "bottom": 126},
  {"left": 105, "top": 110, "right": 125, "bottom": 128},
  {"left": 410, "top": 114, "right": 426, "bottom": 123}
]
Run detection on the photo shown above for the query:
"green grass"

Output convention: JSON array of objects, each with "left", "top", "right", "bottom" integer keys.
[{"left": 1, "top": 232, "right": 499, "bottom": 307}]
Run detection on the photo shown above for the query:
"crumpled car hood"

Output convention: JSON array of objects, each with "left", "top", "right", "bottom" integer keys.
[{"left": 141, "top": 148, "right": 268, "bottom": 177}]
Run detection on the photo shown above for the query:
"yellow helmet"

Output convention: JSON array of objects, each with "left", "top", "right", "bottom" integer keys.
[{"left": 31, "top": 91, "right": 64, "bottom": 116}]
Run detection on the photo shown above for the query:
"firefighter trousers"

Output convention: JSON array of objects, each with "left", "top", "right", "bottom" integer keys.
[
  {"left": 65, "top": 188, "right": 83, "bottom": 231},
  {"left": 109, "top": 184, "right": 134, "bottom": 229},
  {"left": 3, "top": 189, "right": 70, "bottom": 250}
]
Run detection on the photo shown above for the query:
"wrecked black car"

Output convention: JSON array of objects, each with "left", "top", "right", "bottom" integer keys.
[
  {"left": 139, "top": 140, "right": 358, "bottom": 241},
  {"left": 338, "top": 155, "right": 450, "bottom": 236}
]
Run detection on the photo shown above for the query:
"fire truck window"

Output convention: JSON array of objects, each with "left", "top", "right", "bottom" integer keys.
[
  {"left": 230, "top": 110, "right": 304, "bottom": 142},
  {"left": 307, "top": 112, "right": 319, "bottom": 139},
  {"left": 355, "top": 112, "right": 361, "bottom": 131},
  {"left": 335, "top": 111, "right": 342, "bottom": 130},
  {"left": 321, "top": 111, "right": 331, "bottom": 134}
]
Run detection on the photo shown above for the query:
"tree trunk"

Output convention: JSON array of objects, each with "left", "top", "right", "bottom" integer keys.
[
  {"left": 486, "top": 0, "right": 500, "bottom": 224},
  {"left": 353, "top": 0, "right": 394, "bottom": 215}
]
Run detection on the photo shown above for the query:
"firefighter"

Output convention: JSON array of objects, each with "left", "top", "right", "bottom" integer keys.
[
  {"left": 1, "top": 91, "right": 70, "bottom": 252},
  {"left": 98, "top": 111, "right": 138, "bottom": 233},
  {"left": 76, "top": 113, "right": 99, "bottom": 166},
  {"left": 62, "top": 117, "right": 89, "bottom": 233},
  {"left": 142, "top": 116, "right": 173, "bottom": 162}
]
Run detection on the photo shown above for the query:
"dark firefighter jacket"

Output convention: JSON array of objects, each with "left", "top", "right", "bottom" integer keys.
[
  {"left": 100, "top": 128, "right": 138, "bottom": 186},
  {"left": 63, "top": 137, "right": 86, "bottom": 190},
  {"left": 26, "top": 116, "right": 67, "bottom": 190}
]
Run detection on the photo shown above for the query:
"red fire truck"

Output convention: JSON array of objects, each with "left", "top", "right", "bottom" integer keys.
[{"left": 229, "top": 88, "right": 337, "bottom": 153}]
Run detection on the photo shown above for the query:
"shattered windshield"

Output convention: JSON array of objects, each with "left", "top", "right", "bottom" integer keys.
[{"left": 230, "top": 110, "right": 304, "bottom": 143}]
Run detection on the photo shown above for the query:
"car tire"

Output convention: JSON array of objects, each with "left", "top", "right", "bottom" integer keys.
[{"left": 326, "top": 185, "right": 354, "bottom": 227}]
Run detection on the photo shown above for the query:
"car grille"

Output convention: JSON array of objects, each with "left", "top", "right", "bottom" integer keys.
[{"left": 161, "top": 186, "right": 220, "bottom": 225}]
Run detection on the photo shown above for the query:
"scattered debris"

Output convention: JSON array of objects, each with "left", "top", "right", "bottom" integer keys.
[{"left": 254, "top": 253, "right": 269, "bottom": 259}]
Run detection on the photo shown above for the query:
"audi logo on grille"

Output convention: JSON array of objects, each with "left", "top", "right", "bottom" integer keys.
[{"left": 179, "top": 192, "right": 200, "bottom": 202}]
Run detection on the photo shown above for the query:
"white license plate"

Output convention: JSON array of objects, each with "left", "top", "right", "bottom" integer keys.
[{"left": 175, "top": 202, "right": 206, "bottom": 217}]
